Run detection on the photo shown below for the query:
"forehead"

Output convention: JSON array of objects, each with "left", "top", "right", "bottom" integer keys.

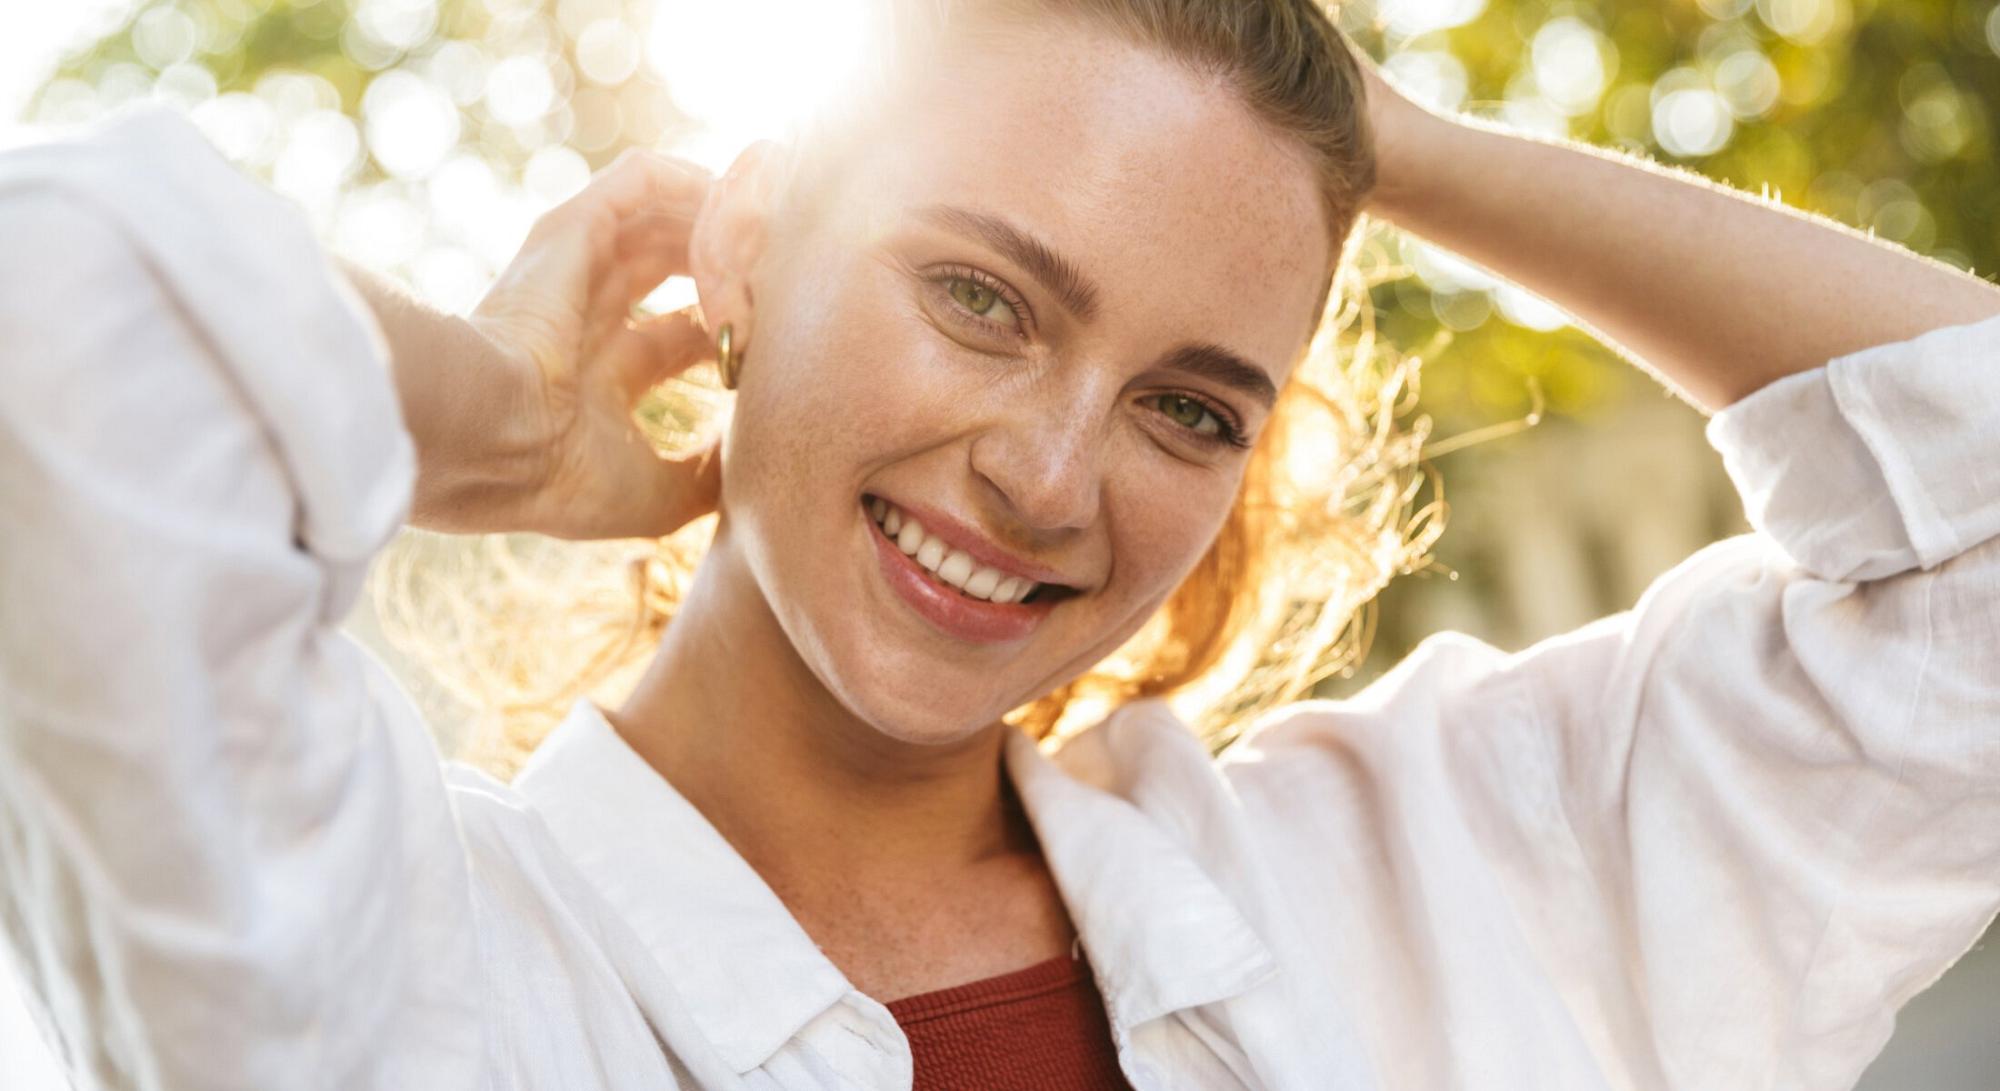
[{"left": 829, "top": 15, "right": 1333, "bottom": 372}]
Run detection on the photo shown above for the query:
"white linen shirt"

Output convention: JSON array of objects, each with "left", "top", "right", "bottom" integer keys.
[{"left": 2, "top": 111, "right": 1996, "bottom": 1091}]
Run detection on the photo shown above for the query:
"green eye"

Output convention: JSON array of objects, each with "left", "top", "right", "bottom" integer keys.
[
  {"left": 946, "top": 277, "right": 1018, "bottom": 328},
  {"left": 1158, "top": 394, "right": 1219, "bottom": 435}
]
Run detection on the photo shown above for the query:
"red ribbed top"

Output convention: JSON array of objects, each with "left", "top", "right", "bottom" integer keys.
[{"left": 886, "top": 952, "right": 1134, "bottom": 1090}]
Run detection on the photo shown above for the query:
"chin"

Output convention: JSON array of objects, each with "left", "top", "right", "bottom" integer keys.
[
  {"left": 821, "top": 644, "right": 1020, "bottom": 749},
  {"left": 870, "top": 711, "right": 1003, "bottom": 749}
]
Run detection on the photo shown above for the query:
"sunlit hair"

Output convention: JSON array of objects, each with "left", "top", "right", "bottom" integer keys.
[{"left": 375, "top": 0, "right": 1441, "bottom": 775}]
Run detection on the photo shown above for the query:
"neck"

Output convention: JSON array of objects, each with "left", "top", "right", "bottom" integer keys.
[{"left": 609, "top": 532, "right": 1028, "bottom": 898}]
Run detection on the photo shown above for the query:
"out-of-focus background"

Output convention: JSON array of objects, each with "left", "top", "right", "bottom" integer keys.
[{"left": 0, "top": 0, "right": 1992, "bottom": 1086}]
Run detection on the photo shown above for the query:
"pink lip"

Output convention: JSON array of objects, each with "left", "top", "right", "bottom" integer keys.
[
  {"left": 871, "top": 495, "right": 1077, "bottom": 589},
  {"left": 867, "top": 506, "right": 1057, "bottom": 644}
]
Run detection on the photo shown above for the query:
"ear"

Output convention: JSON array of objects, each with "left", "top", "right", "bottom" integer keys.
[{"left": 689, "top": 140, "right": 788, "bottom": 364}]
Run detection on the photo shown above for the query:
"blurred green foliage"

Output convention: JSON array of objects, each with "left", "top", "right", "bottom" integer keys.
[
  {"left": 40, "top": 0, "right": 690, "bottom": 170},
  {"left": 1345, "top": 0, "right": 1998, "bottom": 437},
  {"left": 32, "top": 1, "right": 697, "bottom": 314},
  {"left": 1337, "top": 0, "right": 1997, "bottom": 682}
]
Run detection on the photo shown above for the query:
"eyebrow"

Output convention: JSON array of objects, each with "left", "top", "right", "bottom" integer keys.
[
  {"left": 918, "top": 203, "right": 1102, "bottom": 323},
  {"left": 916, "top": 202, "right": 1280, "bottom": 412},
  {"left": 1161, "top": 342, "right": 1279, "bottom": 411}
]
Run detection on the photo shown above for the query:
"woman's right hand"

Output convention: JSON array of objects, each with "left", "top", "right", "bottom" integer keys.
[{"left": 463, "top": 150, "right": 724, "bottom": 541}]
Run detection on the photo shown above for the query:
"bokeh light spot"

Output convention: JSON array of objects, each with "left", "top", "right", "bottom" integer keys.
[
  {"left": 1495, "top": 284, "right": 1570, "bottom": 332},
  {"left": 1376, "top": 0, "right": 1490, "bottom": 39},
  {"left": 576, "top": 19, "right": 642, "bottom": 86},
  {"left": 1755, "top": 0, "right": 1849, "bottom": 46},
  {"left": 152, "top": 61, "right": 218, "bottom": 110},
  {"left": 1382, "top": 50, "right": 1470, "bottom": 114},
  {"left": 524, "top": 143, "right": 590, "bottom": 203},
  {"left": 132, "top": 6, "right": 199, "bottom": 71},
  {"left": 1652, "top": 75, "right": 1735, "bottom": 157},
  {"left": 364, "top": 68, "right": 462, "bottom": 179},
  {"left": 272, "top": 107, "right": 363, "bottom": 213},
  {"left": 1408, "top": 239, "right": 1501, "bottom": 294},
  {"left": 414, "top": 244, "right": 491, "bottom": 314},
  {"left": 357, "top": 0, "right": 441, "bottom": 53},
  {"left": 256, "top": 70, "right": 343, "bottom": 122},
  {"left": 190, "top": 91, "right": 278, "bottom": 166},
  {"left": 1432, "top": 289, "right": 1493, "bottom": 332},
  {"left": 1714, "top": 50, "right": 1781, "bottom": 120},
  {"left": 1531, "top": 17, "right": 1613, "bottom": 117},
  {"left": 335, "top": 182, "right": 426, "bottom": 268},
  {"left": 423, "top": 40, "right": 492, "bottom": 106},
  {"left": 486, "top": 55, "right": 555, "bottom": 126}
]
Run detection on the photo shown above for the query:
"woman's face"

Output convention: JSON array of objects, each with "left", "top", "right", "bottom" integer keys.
[{"left": 711, "top": 16, "right": 1333, "bottom": 745}]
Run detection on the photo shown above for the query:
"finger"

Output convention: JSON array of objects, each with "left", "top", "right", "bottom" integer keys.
[
  {"left": 614, "top": 245, "right": 696, "bottom": 314},
  {"left": 539, "top": 150, "right": 710, "bottom": 246},
  {"left": 602, "top": 307, "right": 715, "bottom": 402},
  {"left": 598, "top": 149, "right": 712, "bottom": 219},
  {"left": 580, "top": 239, "right": 696, "bottom": 360},
  {"left": 548, "top": 434, "right": 721, "bottom": 542},
  {"left": 615, "top": 208, "right": 700, "bottom": 246},
  {"left": 615, "top": 213, "right": 696, "bottom": 270},
  {"left": 480, "top": 211, "right": 599, "bottom": 318},
  {"left": 584, "top": 262, "right": 635, "bottom": 342},
  {"left": 597, "top": 193, "right": 702, "bottom": 313},
  {"left": 583, "top": 244, "right": 692, "bottom": 342},
  {"left": 514, "top": 154, "right": 708, "bottom": 306}
]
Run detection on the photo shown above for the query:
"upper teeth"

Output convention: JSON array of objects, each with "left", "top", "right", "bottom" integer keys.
[{"left": 869, "top": 497, "right": 1041, "bottom": 605}]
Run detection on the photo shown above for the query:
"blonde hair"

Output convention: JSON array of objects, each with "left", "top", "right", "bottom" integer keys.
[{"left": 374, "top": 0, "right": 1440, "bottom": 776}]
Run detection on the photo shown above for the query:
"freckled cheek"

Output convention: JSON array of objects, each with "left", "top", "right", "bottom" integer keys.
[
  {"left": 1099, "top": 472, "right": 1239, "bottom": 606},
  {"left": 734, "top": 269, "right": 965, "bottom": 498},
  {"left": 805, "top": 315, "right": 979, "bottom": 451}
]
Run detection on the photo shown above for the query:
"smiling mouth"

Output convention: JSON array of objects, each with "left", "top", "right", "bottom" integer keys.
[{"left": 861, "top": 494, "right": 1077, "bottom": 606}]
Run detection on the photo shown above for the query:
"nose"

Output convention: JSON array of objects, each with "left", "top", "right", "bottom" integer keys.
[{"left": 967, "top": 384, "right": 1105, "bottom": 533}]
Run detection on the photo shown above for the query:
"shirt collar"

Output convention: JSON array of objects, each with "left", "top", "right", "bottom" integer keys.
[
  {"left": 514, "top": 700, "right": 851, "bottom": 1074},
  {"left": 515, "top": 697, "right": 1277, "bottom": 1070},
  {"left": 1001, "top": 707, "right": 1278, "bottom": 1035}
]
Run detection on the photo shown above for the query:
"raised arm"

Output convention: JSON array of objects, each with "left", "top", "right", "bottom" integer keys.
[
  {"left": 1356, "top": 56, "right": 2000, "bottom": 411},
  {"left": 0, "top": 111, "right": 491, "bottom": 1090},
  {"left": 1211, "top": 44, "right": 2000, "bottom": 1089},
  {"left": 0, "top": 113, "right": 736, "bottom": 1091}
]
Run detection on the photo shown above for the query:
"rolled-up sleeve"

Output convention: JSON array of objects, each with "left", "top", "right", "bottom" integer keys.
[
  {"left": 0, "top": 112, "right": 484, "bottom": 1090},
  {"left": 1707, "top": 313, "right": 2000, "bottom": 580},
  {"left": 1226, "top": 312, "right": 2000, "bottom": 1088}
]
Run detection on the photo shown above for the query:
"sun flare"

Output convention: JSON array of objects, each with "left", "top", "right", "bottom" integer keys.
[{"left": 646, "top": 0, "right": 874, "bottom": 169}]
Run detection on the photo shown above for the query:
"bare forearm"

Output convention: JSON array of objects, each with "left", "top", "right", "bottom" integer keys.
[
  {"left": 1367, "top": 113, "right": 2000, "bottom": 411},
  {"left": 338, "top": 261, "right": 544, "bottom": 532}
]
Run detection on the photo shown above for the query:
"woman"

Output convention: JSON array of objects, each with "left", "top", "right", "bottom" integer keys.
[{"left": 2, "top": 0, "right": 1995, "bottom": 1088}]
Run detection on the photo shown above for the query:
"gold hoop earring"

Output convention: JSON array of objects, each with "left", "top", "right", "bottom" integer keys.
[{"left": 716, "top": 322, "right": 741, "bottom": 390}]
